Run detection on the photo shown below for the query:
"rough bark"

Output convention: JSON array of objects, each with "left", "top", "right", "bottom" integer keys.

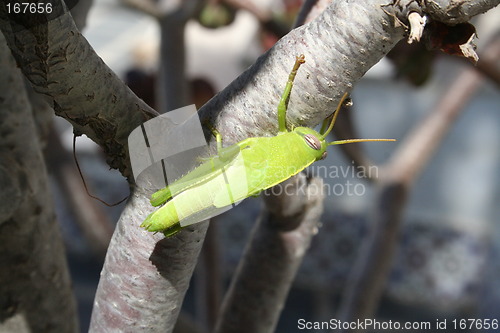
[
  {"left": 419, "top": 0, "right": 500, "bottom": 23},
  {"left": 0, "top": 2, "right": 157, "bottom": 179},
  {"left": 198, "top": 0, "right": 406, "bottom": 142},
  {"left": 0, "top": 32, "right": 77, "bottom": 333},
  {"left": 89, "top": 187, "right": 208, "bottom": 332}
]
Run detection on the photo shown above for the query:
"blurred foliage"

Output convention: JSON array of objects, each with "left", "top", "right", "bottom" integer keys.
[{"left": 197, "top": 1, "right": 237, "bottom": 29}]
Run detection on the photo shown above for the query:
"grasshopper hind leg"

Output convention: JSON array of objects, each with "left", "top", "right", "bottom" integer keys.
[{"left": 163, "top": 224, "right": 183, "bottom": 237}]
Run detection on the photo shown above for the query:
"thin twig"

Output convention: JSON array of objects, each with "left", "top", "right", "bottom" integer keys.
[
  {"left": 73, "top": 135, "right": 128, "bottom": 207},
  {"left": 45, "top": 127, "right": 116, "bottom": 257}
]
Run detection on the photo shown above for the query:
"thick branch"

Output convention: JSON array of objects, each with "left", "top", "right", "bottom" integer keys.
[
  {"left": 294, "top": 0, "right": 377, "bottom": 180},
  {"left": 0, "top": 1, "right": 157, "bottom": 178},
  {"left": 421, "top": 0, "right": 500, "bottom": 24},
  {"left": 122, "top": 0, "right": 203, "bottom": 112},
  {"left": 157, "top": 0, "right": 204, "bottom": 112},
  {"left": 90, "top": 187, "right": 209, "bottom": 332},
  {"left": 157, "top": 16, "right": 190, "bottom": 112},
  {"left": 0, "top": 32, "right": 77, "bottom": 333},
  {"left": 198, "top": 0, "right": 406, "bottom": 141}
]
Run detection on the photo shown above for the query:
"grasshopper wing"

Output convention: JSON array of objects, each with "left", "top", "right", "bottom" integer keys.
[
  {"left": 212, "top": 135, "right": 318, "bottom": 208},
  {"left": 150, "top": 144, "right": 242, "bottom": 206},
  {"left": 212, "top": 138, "right": 270, "bottom": 208}
]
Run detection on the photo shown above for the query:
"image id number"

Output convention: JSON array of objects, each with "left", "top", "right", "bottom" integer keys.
[{"left": 6, "top": 2, "right": 53, "bottom": 14}]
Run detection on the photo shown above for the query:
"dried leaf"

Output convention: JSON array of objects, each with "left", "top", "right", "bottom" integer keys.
[{"left": 425, "top": 21, "right": 478, "bottom": 63}]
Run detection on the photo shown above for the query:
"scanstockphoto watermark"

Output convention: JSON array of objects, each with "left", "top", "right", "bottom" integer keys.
[
  {"left": 311, "top": 161, "right": 379, "bottom": 180},
  {"left": 263, "top": 163, "right": 379, "bottom": 197},
  {"left": 263, "top": 179, "right": 367, "bottom": 197}
]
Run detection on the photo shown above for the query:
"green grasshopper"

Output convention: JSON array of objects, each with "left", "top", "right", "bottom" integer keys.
[{"left": 141, "top": 55, "right": 394, "bottom": 236}]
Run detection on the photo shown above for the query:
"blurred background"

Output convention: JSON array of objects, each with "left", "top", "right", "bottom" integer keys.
[{"left": 48, "top": 0, "right": 500, "bottom": 331}]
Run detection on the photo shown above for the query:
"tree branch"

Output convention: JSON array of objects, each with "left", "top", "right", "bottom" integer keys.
[
  {"left": 91, "top": 0, "right": 496, "bottom": 330},
  {"left": 0, "top": 31, "right": 78, "bottom": 333},
  {"left": 90, "top": 187, "right": 209, "bottom": 332},
  {"left": 0, "top": 1, "right": 157, "bottom": 179},
  {"left": 294, "top": 0, "right": 377, "bottom": 181},
  {"left": 420, "top": 0, "right": 500, "bottom": 24},
  {"left": 215, "top": 174, "right": 325, "bottom": 333},
  {"left": 198, "top": 0, "right": 407, "bottom": 141}
]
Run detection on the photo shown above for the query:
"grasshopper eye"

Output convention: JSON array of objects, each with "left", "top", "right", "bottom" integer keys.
[{"left": 304, "top": 134, "right": 321, "bottom": 150}]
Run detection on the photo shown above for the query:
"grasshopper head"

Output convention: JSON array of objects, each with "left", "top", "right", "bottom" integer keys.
[{"left": 294, "top": 127, "right": 328, "bottom": 161}]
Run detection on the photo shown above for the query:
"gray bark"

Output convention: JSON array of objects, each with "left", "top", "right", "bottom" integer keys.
[
  {"left": 198, "top": 0, "right": 406, "bottom": 141},
  {"left": 90, "top": 187, "right": 208, "bottom": 332},
  {"left": 0, "top": 2, "right": 157, "bottom": 178},
  {"left": 419, "top": 0, "right": 500, "bottom": 23},
  {"left": 0, "top": 32, "right": 77, "bottom": 333}
]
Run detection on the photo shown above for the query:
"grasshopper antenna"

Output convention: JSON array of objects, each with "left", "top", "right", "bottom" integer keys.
[
  {"left": 328, "top": 138, "right": 396, "bottom": 145},
  {"left": 320, "top": 92, "right": 395, "bottom": 145},
  {"left": 320, "top": 92, "right": 350, "bottom": 139}
]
